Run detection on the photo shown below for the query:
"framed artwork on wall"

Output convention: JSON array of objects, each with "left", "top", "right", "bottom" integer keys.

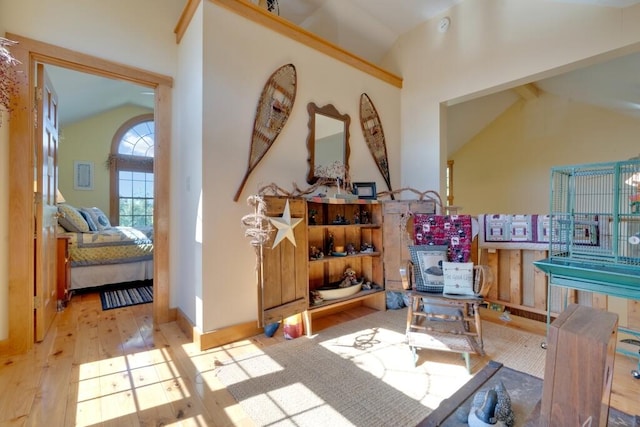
[{"left": 74, "top": 161, "right": 94, "bottom": 190}]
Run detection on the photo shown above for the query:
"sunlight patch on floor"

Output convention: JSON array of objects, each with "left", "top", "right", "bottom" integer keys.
[
  {"left": 74, "top": 347, "right": 192, "bottom": 426},
  {"left": 240, "top": 382, "right": 351, "bottom": 426},
  {"left": 319, "top": 326, "right": 473, "bottom": 409},
  {"left": 216, "top": 350, "right": 284, "bottom": 385}
]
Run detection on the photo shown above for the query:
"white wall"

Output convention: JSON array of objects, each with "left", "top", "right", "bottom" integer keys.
[
  {"left": 387, "top": 0, "right": 640, "bottom": 197},
  {"left": 198, "top": 2, "right": 401, "bottom": 331},
  {"left": 173, "top": 3, "right": 204, "bottom": 329},
  {"left": 0, "top": 0, "right": 181, "bottom": 77}
]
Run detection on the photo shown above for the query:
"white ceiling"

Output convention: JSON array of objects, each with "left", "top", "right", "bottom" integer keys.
[
  {"left": 45, "top": 65, "right": 154, "bottom": 126},
  {"left": 46, "top": 0, "right": 640, "bottom": 156}
]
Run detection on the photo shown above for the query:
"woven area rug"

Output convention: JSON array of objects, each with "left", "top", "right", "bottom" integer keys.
[
  {"left": 99, "top": 280, "right": 153, "bottom": 310},
  {"left": 215, "top": 308, "right": 548, "bottom": 427}
]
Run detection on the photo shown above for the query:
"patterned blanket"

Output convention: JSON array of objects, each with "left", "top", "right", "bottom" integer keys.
[{"left": 63, "top": 226, "right": 153, "bottom": 267}]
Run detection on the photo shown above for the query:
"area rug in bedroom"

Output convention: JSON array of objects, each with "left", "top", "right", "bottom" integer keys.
[
  {"left": 99, "top": 280, "right": 153, "bottom": 310},
  {"left": 214, "top": 308, "right": 549, "bottom": 427}
]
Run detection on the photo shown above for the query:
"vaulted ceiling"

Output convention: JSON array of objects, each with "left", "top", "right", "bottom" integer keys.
[{"left": 48, "top": 0, "right": 640, "bottom": 156}]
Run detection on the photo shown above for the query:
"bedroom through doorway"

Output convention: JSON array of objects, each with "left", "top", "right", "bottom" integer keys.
[{"left": 5, "top": 34, "right": 172, "bottom": 354}]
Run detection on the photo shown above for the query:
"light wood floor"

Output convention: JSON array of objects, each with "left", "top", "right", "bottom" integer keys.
[{"left": 1, "top": 291, "right": 638, "bottom": 426}]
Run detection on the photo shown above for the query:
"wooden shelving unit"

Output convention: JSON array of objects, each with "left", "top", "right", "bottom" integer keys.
[
  {"left": 258, "top": 196, "right": 386, "bottom": 337},
  {"left": 305, "top": 197, "right": 386, "bottom": 335}
]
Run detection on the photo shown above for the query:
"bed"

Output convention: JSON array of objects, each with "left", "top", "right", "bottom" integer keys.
[{"left": 57, "top": 203, "right": 154, "bottom": 291}]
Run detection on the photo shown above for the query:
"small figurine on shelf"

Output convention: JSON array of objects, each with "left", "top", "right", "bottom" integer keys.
[
  {"left": 360, "top": 242, "right": 374, "bottom": 253},
  {"left": 353, "top": 211, "right": 361, "bottom": 224},
  {"left": 333, "top": 214, "right": 350, "bottom": 225},
  {"left": 309, "top": 245, "right": 324, "bottom": 260},
  {"left": 309, "top": 209, "right": 318, "bottom": 225},
  {"left": 346, "top": 242, "right": 357, "bottom": 255},
  {"left": 361, "top": 210, "right": 370, "bottom": 224},
  {"left": 327, "top": 232, "right": 334, "bottom": 254},
  {"left": 310, "top": 290, "right": 324, "bottom": 305},
  {"left": 339, "top": 267, "right": 360, "bottom": 288}
]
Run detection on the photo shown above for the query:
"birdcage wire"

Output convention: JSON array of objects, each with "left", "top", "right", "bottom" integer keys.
[{"left": 548, "top": 159, "right": 640, "bottom": 267}]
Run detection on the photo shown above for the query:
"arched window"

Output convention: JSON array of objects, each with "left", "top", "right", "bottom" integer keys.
[{"left": 109, "top": 114, "right": 154, "bottom": 227}]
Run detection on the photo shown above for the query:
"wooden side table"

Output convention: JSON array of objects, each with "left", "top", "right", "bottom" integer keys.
[{"left": 56, "top": 236, "right": 71, "bottom": 309}]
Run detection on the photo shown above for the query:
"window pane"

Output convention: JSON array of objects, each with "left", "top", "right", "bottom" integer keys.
[
  {"left": 145, "top": 179, "right": 154, "bottom": 197},
  {"left": 132, "top": 171, "right": 146, "bottom": 181},
  {"left": 119, "top": 120, "right": 154, "bottom": 158},
  {"left": 114, "top": 118, "right": 155, "bottom": 226},
  {"left": 119, "top": 179, "right": 133, "bottom": 197},
  {"left": 146, "top": 198, "right": 154, "bottom": 214},
  {"left": 132, "top": 180, "right": 146, "bottom": 197}
]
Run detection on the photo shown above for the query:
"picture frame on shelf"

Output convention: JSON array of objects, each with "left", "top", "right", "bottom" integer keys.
[{"left": 352, "top": 182, "right": 377, "bottom": 199}]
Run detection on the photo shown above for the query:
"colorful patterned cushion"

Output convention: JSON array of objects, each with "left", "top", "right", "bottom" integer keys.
[
  {"left": 81, "top": 207, "right": 112, "bottom": 231},
  {"left": 413, "top": 214, "right": 473, "bottom": 262},
  {"left": 58, "top": 204, "right": 90, "bottom": 232}
]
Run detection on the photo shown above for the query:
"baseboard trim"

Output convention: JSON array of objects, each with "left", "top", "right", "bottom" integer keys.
[{"left": 175, "top": 308, "right": 263, "bottom": 351}]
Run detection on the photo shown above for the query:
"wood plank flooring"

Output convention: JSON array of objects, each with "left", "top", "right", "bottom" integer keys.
[{"left": 0, "top": 292, "right": 638, "bottom": 426}]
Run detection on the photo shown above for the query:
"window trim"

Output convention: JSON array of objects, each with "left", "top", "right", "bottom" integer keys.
[{"left": 109, "top": 113, "right": 154, "bottom": 225}]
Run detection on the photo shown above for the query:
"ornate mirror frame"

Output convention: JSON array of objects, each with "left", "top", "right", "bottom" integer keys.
[{"left": 306, "top": 102, "right": 350, "bottom": 185}]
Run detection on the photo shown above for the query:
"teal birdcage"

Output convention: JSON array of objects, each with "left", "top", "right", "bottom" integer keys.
[
  {"left": 534, "top": 159, "right": 640, "bottom": 377},
  {"left": 534, "top": 159, "right": 640, "bottom": 297}
]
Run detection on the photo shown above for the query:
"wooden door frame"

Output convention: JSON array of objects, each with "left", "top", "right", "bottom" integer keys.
[{"left": 2, "top": 33, "right": 173, "bottom": 355}]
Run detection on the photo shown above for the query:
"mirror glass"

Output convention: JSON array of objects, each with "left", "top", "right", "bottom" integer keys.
[{"left": 306, "top": 102, "right": 350, "bottom": 185}]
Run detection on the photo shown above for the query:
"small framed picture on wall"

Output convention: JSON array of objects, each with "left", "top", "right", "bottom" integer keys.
[
  {"left": 352, "top": 182, "right": 377, "bottom": 199},
  {"left": 74, "top": 161, "right": 94, "bottom": 190}
]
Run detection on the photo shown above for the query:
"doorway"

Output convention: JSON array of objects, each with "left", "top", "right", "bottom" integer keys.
[{"left": 2, "top": 33, "right": 172, "bottom": 355}]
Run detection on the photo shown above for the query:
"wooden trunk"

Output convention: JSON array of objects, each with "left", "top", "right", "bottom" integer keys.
[{"left": 540, "top": 304, "right": 618, "bottom": 427}]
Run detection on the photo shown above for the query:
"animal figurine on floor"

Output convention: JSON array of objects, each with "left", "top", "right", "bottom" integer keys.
[{"left": 464, "top": 381, "right": 515, "bottom": 427}]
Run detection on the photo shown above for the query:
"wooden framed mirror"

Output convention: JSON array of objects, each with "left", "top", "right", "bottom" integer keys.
[{"left": 306, "top": 102, "right": 350, "bottom": 185}]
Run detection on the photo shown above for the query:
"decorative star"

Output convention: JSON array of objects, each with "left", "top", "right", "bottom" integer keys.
[{"left": 268, "top": 199, "right": 303, "bottom": 248}]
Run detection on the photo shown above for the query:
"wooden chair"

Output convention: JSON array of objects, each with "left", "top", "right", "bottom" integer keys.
[{"left": 399, "top": 262, "right": 494, "bottom": 374}]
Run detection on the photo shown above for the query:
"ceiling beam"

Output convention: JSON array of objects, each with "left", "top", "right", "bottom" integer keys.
[{"left": 513, "top": 83, "right": 540, "bottom": 101}]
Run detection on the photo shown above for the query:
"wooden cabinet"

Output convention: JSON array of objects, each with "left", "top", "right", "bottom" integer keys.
[
  {"left": 540, "top": 304, "right": 618, "bottom": 427},
  {"left": 381, "top": 200, "right": 436, "bottom": 291},
  {"left": 56, "top": 236, "right": 71, "bottom": 309},
  {"left": 260, "top": 196, "right": 386, "bottom": 336}
]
